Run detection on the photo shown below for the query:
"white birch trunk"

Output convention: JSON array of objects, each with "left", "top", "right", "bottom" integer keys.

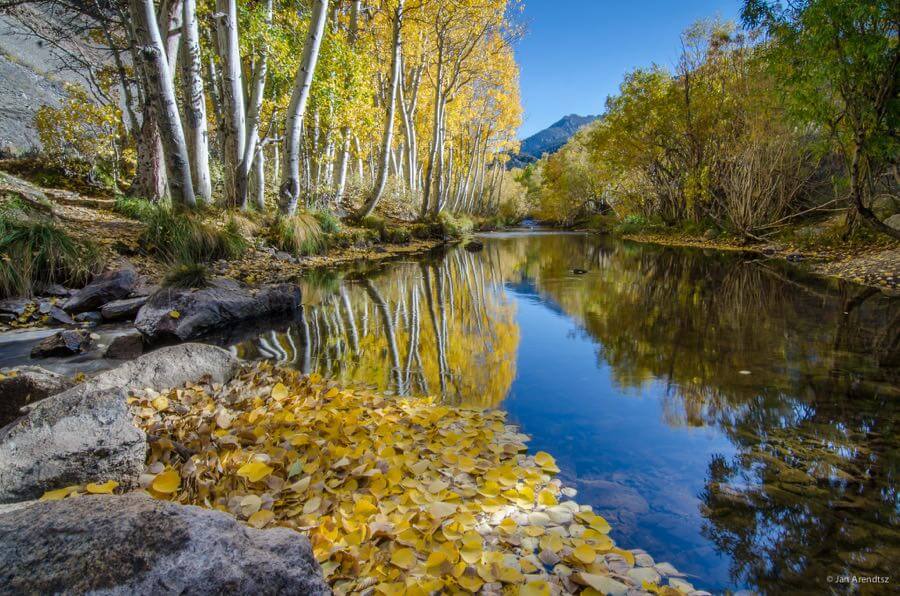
[
  {"left": 131, "top": 0, "right": 195, "bottom": 207},
  {"left": 215, "top": 0, "right": 246, "bottom": 207},
  {"left": 180, "top": 0, "right": 211, "bottom": 202},
  {"left": 356, "top": 0, "right": 402, "bottom": 220},
  {"left": 279, "top": 0, "right": 329, "bottom": 214}
]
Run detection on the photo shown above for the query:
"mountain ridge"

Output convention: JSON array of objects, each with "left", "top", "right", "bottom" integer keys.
[{"left": 507, "top": 113, "right": 598, "bottom": 169}]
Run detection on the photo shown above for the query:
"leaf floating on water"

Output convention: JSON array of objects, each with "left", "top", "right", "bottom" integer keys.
[
  {"left": 85, "top": 480, "right": 119, "bottom": 494},
  {"left": 533, "top": 451, "right": 560, "bottom": 473}
]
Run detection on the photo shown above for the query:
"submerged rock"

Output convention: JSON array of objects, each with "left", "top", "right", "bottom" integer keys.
[
  {"left": 100, "top": 296, "right": 148, "bottom": 321},
  {"left": 29, "top": 329, "right": 92, "bottom": 358},
  {"left": 104, "top": 331, "right": 144, "bottom": 360},
  {"left": 62, "top": 267, "right": 136, "bottom": 314},
  {"left": 0, "top": 366, "right": 74, "bottom": 426},
  {"left": 0, "top": 493, "right": 329, "bottom": 594},
  {"left": 0, "top": 344, "right": 239, "bottom": 503},
  {"left": 464, "top": 240, "right": 484, "bottom": 252},
  {"left": 135, "top": 280, "right": 301, "bottom": 342}
]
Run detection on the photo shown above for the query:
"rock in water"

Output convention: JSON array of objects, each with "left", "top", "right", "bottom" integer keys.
[
  {"left": 30, "top": 330, "right": 92, "bottom": 358},
  {"left": 0, "top": 366, "right": 74, "bottom": 426},
  {"left": 62, "top": 267, "right": 136, "bottom": 313},
  {"left": 464, "top": 240, "right": 484, "bottom": 252},
  {"left": 0, "top": 344, "right": 239, "bottom": 503},
  {"left": 100, "top": 296, "right": 148, "bottom": 321},
  {"left": 135, "top": 280, "right": 301, "bottom": 342},
  {"left": 104, "top": 331, "right": 144, "bottom": 360},
  {"left": 0, "top": 493, "right": 330, "bottom": 595}
]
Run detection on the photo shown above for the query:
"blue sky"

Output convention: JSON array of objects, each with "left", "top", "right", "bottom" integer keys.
[{"left": 514, "top": 0, "right": 743, "bottom": 138}]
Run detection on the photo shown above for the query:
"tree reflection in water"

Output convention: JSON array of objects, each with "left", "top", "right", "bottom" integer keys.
[{"left": 232, "top": 233, "right": 899, "bottom": 592}]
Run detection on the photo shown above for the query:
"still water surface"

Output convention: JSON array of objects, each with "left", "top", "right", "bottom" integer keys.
[{"left": 233, "top": 232, "right": 899, "bottom": 593}]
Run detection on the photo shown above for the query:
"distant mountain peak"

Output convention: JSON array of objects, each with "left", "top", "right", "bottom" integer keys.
[{"left": 508, "top": 114, "right": 599, "bottom": 169}]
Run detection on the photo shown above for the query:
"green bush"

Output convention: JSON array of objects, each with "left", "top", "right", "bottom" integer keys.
[
  {"left": 436, "top": 212, "right": 473, "bottom": 239},
  {"left": 409, "top": 223, "right": 437, "bottom": 240},
  {"left": 613, "top": 214, "right": 651, "bottom": 235},
  {"left": 140, "top": 207, "right": 247, "bottom": 264},
  {"left": 267, "top": 213, "right": 326, "bottom": 256},
  {"left": 0, "top": 206, "right": 102, "bottom": 298},
  {"left": 162, "top": 262, "right": 210, "bottom": 289},
  {"left": 313, "top": 210, "right": 342, "bottom": 235}
]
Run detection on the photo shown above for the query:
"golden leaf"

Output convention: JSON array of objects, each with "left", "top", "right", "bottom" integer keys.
[
  {"left": 152, "top": 469, "right": 180, "bottom": 494},
  {"left": 85, "top": 480, "right": 119, "bottom": 494},
  {"left": 237, "top": 460, "right": 274, "bottom": 483}
]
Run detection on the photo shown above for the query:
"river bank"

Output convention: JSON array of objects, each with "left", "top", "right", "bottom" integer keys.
[{"left": 620, "top": 230, "right": 899, "bottom": 291}]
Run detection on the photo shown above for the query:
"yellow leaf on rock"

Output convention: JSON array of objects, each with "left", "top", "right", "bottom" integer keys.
[
  {"left": 152, "top": 469, "right": 180, "bottom": 493},
  {"left": 168, "top": 310, "right": 181, "bottom": 319},
  {"left": 40, "top": 485, "right": 80, "bottom": 501},
  {"left": 86, "top": 480, "right": 119, "bottom": 494},
  {"left": 237, "top": 460, "right": 274, "bottom": 483}
]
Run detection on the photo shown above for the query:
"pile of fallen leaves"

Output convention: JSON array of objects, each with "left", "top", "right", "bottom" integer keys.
[{"left": 129, "top": 362, "right": 685, "bottom": 595}]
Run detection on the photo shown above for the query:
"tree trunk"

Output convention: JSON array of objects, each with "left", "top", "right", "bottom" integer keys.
[
  {"left": 131, "top": 0, "right": 195, "bottom": 207},
  {"left": 333, "top": 0, "right": 360, "bottom": 203},
  {"left": 279, "top": 0, "right": 330, "bottom": 214},
  {"left": 236, "top": 0, "right": 273, "bottom": 210},
  {"left": 132, "top": 108, "right": 167, "bottom": 201},
  {"left": 849, "top": 134, "right": 900, "bottom": 240},
  {"left": 357, "top": 0, "right": 403, "bottom": 219},
  {"left": 215, "top": 0, "right": 246, "bottom": 207},
  {"left": 180, "top": 0, "right": 212, "bottom": 202},
  {"left": 161, "top": 0, "right": 182, "bottom": 77}
]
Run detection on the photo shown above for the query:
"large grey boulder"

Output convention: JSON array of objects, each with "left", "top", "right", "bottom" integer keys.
[
  {"left": 62, "top": 267, "right": 136, "bottom": 313},
  {"left": 0, "top": 366, "right": 73, "bottom": 426},
  {"left": 0, "top": 387, "right": 144, "bottom": 504},
  {"left": 135, "top": 280, "right": 301, "bottom": 342},
  {"left": 0, "top": 493, "right": 330, "bottom": 595},
  {"left": 0, "top": 344, "right": 239, "bottom": 503}
]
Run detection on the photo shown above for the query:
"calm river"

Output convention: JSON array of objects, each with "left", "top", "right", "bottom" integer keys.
[
  {"left": 232, "top": 232, "right": 899, "bottom": 594},
  {"left": 3, "top": 231, "right": 896, "bottom": 593}
]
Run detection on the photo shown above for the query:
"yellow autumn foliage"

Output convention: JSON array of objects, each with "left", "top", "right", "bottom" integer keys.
[{"left": 129, "top": 361, "right": 648, "bottom": 594}]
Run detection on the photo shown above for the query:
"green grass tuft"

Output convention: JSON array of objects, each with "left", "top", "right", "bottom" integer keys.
[
  {"left": 0, "top": 209, "right": 102, "bottom": 298},
  {"left": 113, "top": 196, "right": 157, "bottom": 220},
  {"left": 139, "top": 206, "right": 248, "bottom": 264},
  {"left": 267, "top": 213, "right": 327, "bottom": 256},
  {"left": 162, "top": 262, "right": 210, "bottom": 289}
]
